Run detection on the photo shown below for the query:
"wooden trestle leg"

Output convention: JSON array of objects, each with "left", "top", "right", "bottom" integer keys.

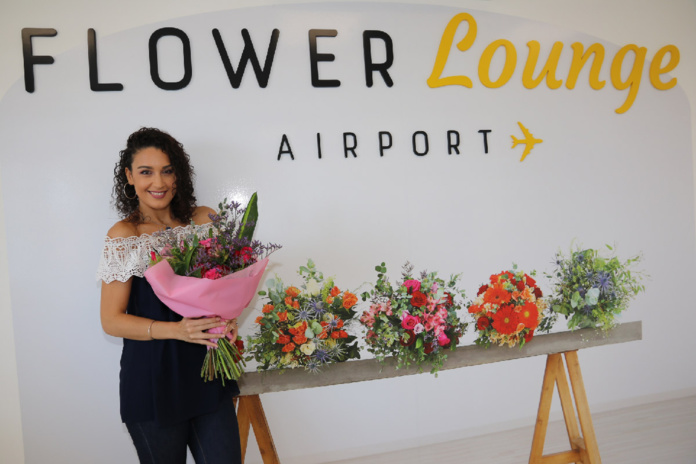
[
  {"left": 529, "top": 351, "right": 601, "bottom": 464},
  {"left": 235, "top": 395, "right": 280, "bottom": 463}
]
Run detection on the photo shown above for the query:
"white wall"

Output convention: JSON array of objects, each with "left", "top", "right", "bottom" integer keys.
[{"left": 1, "top": 1, "right": 695, "bottom": 463}]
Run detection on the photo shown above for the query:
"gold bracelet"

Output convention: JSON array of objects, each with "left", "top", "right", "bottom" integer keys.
[{"left": 147, "top": 320, "right": 157, "bottom": 340}]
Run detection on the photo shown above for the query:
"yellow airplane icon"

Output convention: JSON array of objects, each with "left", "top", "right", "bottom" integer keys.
[{"left": 511, "top": 122, "right": 542, "bottom": 162}]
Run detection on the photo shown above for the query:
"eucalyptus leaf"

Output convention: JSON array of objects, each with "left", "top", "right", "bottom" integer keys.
[{"left": 585, "top": 287, "right": 600, "bottom": 306}]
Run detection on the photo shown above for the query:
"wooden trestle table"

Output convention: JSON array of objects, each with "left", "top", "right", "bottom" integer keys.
[{"left": 234, "top": 321, "right": 642, "bottom": 464}]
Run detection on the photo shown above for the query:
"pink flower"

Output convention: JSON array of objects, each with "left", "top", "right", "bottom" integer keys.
[
  {"left": 437, "top": 332, "right": 451, "bottom": 346},
  {"left": 203, "top": 267, "right": 223, "bottom": 280},
  {"left": 403, "top": 279, "right": 421, "bottom": 294},
  {"left": 199, "top": 238, "right": 213, "bottom": 248},
  {"left": 160, "top": 244, "right": 173, "bottom": 257},
  {"left": 413, "top": 323, "right": 424, "bottom": 334},
  {"left": 401, "top": 314, "right": 420, "bottom": 330},
  {"left": 360, "top": 313, "right": 375, "bottom": 327},
  {"left": 150, "top": 251, "right": 156, "bottom": 261},
  {"left": 234, "top": 246, "right": 254, "bottom": 264}
]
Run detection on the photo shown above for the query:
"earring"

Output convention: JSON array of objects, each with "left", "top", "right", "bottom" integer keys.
[{"left": 124, "top": 184, "right": 137, "bottom": 200}]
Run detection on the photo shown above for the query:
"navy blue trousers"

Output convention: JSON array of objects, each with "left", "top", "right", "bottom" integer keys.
[{"left": 125, "top": 394, "right": 242, "bottom": 464}]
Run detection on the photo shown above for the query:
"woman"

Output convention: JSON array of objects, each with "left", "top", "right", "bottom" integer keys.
[{"left": 97, "top": 127, "right": 242, "bottom": 463}]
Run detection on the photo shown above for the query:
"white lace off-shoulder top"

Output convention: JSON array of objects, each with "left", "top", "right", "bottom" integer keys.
[{"left": 96, "top": 223, "right": 213, "bottom": 284}]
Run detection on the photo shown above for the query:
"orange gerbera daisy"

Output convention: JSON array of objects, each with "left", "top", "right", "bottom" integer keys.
[
  {"left": 517, "top": 302, "right": 539, "bottom": 330},
  {"left": 491, "top": 305, "right": 520, "bottom": 335},
  {"left": 484, "top": 285, "right": 512, "bottom": 306}
]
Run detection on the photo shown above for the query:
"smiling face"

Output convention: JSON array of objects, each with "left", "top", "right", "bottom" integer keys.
[{"left": 124, "top": 147, "right": 176, "bottom": 214}]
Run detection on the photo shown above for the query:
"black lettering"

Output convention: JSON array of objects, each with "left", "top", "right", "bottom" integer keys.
[
  {"left": 447, "top": 130, "right": 460, "bottom": 155},
  {"left": 316, "top": 133, "right": 322, "bottom": 159},
  {"left": 478, "top": 129, "right": 492, "bottom": 154},
  {"left": 22, "top": 28, "right": 57, "bottom": 93},
  {"left": 277, "top": 134, "right": 294, "bottom": 160},
  {"left": 378, "top": 131, "right": 392, "bottom": 157},
  {"left": 343, "top": 132, "right": 357, "bottom": 158},
  {"left": 149, "top": 28, "right": 192, "bottom": 90},
  {"left": 412, "top": 131, "right": 429, "bottom": 156},
  {"left": 213, "top": 28, "right": 279, "bottom": 88},
  {"left": 309, "top": 29, "right": 340, "bottom": 88},
  {"left": 88, "top": 29, "right": 123, "bottom": 91},
  {"left": 363, "top": 31, "right": 394, "bottom": 87}
]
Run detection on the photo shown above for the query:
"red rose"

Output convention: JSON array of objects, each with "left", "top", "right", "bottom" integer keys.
[
  {"left": 525, "top": 275, "right": 537, "bottom": 287},
  {"left": 444, "top": 292, "right": 454, "bottom": 307},
  {"left": 533, "top": 287, "right": 543, "bottom": 298},
  {"left": 410, "top": 291, "right": 427, "bottom": 307},
  {"left": 233, "top": 339, "right": 245, "bottom": 360},
  {"left": 477, "top": 284, "right": 489, "bottom": 296},
  {"left": 516, "top": 280, "right": 525, "bottom": 291},
  {"left": 399, "top": 330, "right": 416, "bottom": 346},
  {"left": 476, "top": 316, "right": 491, "bottom": 331},
  {"left": 423, "top": 342, "right": 434, "bottom": 354}
]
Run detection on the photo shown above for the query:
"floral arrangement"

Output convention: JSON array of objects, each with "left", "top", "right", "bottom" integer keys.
[
  {"left": 543, "top": 244, "right": 645, "bottom": 331},
  {"left": 468, "top": 266, "right": 547, "bottom": 348},
  {"left": 146, "top": 193, "right": 281, "bottom": 384},
  {"left": 359, "top": 262, "right": 467, "bottom": 375},
  {"left": 247, "top": 260, "right": 361, "bottom": 372},
  {"left": 151, "top": 193, "right": 281, "bottom": 280}
]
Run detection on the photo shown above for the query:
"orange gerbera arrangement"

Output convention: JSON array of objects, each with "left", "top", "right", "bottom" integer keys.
[
  {"left": 468, "top": 266, "right": 547, "bottom": 347},
  {"left": 247, "top": 260, "right": 361, "bottom": 372}
]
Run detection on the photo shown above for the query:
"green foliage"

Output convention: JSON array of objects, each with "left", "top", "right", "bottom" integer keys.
[
  {"left": 543, "top": 244, "right": 646, "bottom": 331},
  {"left": 237, "top": 192, "right": 258, "bottom": 242}
]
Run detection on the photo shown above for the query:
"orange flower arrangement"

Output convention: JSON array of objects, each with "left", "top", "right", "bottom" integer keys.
[
  {"left": 248, "top": 260, "right": 361, "bottom": 372},
  {"left": 468, "top": 266, "right": 547, "bottom": 347}
]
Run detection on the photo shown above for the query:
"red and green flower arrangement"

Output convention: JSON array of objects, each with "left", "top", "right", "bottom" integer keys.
[
  {"left": 467, "top": 266, "right": 547, "bottom": 348},
  {"left": 359, "top": 262, "right": 467, "bottom": 375},
  {"left": 247, "top": 260, "right": 361, "bottom": 372}
]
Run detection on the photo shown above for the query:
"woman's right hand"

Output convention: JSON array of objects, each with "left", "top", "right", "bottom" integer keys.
[{"left": 174, "top": 317, "right": 228, "bottom": 348}]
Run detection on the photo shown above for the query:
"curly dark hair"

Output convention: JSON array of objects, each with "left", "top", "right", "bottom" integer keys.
[{"left": 112, "top": 127, "right": 197, "bottom": 223}]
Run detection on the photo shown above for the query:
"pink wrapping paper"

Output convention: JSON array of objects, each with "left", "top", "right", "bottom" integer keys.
[{"left": 144, "top": 257, "right": 269, "bottom": 320}]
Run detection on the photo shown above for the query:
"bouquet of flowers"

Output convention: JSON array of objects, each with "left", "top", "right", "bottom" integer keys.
[
  {"left": 145, "top": 193, "right": 281, "bottom": 384},
  {"left": 247, "top": 260, "right": 361, "bottom": 372},
  {"left": 359, "top": 262, "right": 467, "bottom": 375},
  {"left": 468, "top": 266, "right": 547, "bottom": 348},
  {"left": 543, "top": 245, "right": 645, "bottom": 331}
]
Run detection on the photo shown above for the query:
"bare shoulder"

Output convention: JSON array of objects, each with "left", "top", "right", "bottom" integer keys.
[
  {"left": 106, "top": 220, "right": 139, "bottom": 239},
  {"left": 192, "top": 205, "right": 217, "bottom": 225}
]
